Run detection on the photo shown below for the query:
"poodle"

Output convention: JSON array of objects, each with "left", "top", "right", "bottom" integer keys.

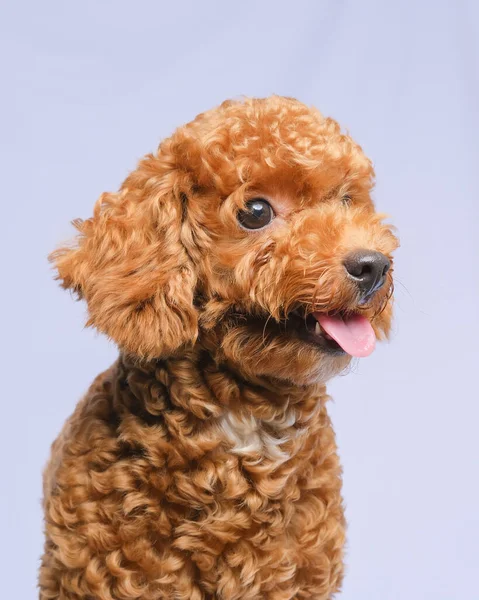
[{"left": 40, "top": 96, "right": 398, "bottom": 600}]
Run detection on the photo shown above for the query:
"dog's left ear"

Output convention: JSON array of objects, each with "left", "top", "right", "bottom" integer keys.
[{"left": 50, "top": 153, "right": 198, "bottom": 360}]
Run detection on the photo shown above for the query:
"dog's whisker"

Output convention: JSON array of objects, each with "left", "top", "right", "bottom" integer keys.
[
  {"left": 392, "top": 277, "right": 414, "bottom": 299},
  {"left": 261, "top": 313, "right": 273, "bottom": 347}
]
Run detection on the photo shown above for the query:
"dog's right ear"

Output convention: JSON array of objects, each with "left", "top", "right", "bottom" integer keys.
[{"left": 49, "top": 153, "right": 199, "bottom": 360}]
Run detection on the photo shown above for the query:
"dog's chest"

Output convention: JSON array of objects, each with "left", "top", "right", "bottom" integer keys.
[
  {"left": 217, "top": 408, "right": 307, "bottom": 467},
  {"left": 163, "top": 403, "right": 344, "bottom": 598}
]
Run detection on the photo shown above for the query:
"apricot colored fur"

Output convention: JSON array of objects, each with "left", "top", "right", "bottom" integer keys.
[{"left": 40, "top": 96, "right": 398, "bottom": 599}]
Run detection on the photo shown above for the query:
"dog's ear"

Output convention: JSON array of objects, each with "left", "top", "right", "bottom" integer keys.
[{"left": 50, "top": 153, "right": 198, "bottom": 360}]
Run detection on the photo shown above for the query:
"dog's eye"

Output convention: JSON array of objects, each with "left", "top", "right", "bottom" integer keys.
[
  {"left": 342, "top": 194, "right": 352, "bottom": 206},
  {"left": 238, "top": 198, "right": 274, "bottom": 230}
]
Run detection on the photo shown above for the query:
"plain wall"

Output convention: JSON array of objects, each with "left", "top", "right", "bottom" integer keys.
[{"left": 1, "top": 1, "right": 478, "bottom": 597}]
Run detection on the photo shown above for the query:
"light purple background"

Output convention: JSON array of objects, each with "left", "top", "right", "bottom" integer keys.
[{"left": 2, "top": 1, "right": 478, "bottom": 597}]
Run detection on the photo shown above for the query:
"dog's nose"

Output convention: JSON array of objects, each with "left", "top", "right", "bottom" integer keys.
[{"left": 343, "top": 250, "right": 391, "bottom": 298}]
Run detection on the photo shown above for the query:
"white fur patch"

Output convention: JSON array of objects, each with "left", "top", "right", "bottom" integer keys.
[{"left": 218, "top": 408, "right": 302, "bottom": 466}]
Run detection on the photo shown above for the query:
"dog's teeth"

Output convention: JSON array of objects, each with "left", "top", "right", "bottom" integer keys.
[{"left": 315, "top": 322, "right": 321, "bottom": 335}]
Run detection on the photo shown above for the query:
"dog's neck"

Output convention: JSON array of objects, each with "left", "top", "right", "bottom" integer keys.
[
  {"left": 115, "top": 344, "right": 329, "bottom": 469},
  {"left": 117, "top": 347, "right": 326, "bottom": 418}
]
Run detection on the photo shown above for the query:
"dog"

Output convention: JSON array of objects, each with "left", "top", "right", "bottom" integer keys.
[{"left": 40, "top": 96, "right": 398, "bottom": 600}]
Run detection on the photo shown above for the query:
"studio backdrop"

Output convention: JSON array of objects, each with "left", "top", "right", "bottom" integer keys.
[{"left": 1, "top": 1, "right": 477, "bottom": 598}]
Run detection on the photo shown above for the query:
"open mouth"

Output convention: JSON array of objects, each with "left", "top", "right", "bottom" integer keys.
[{"left": 288, "top": 308, "right": 376, "bottom": 358}]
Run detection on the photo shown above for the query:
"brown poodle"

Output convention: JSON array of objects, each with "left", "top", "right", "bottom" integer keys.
[{"left": 40, "top": 96, "right": 398, "bottom": 600}]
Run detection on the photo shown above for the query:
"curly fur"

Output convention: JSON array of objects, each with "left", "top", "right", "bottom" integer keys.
[{"left": 40, "top": 96, "right": 398, "bottom": 599}]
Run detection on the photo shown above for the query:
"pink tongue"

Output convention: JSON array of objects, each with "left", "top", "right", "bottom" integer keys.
[{"left": 313, "top": 313, "right": 376, "bottom": 358}]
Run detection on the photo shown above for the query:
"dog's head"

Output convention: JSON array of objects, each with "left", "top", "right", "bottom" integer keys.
[{"left": 52, "top": 96, "right": 398, "bottom": 385}]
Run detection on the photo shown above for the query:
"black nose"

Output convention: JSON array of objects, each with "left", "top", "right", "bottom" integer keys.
[{"left": 343, "top": 250, "right": 391, "bottom": 298}]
